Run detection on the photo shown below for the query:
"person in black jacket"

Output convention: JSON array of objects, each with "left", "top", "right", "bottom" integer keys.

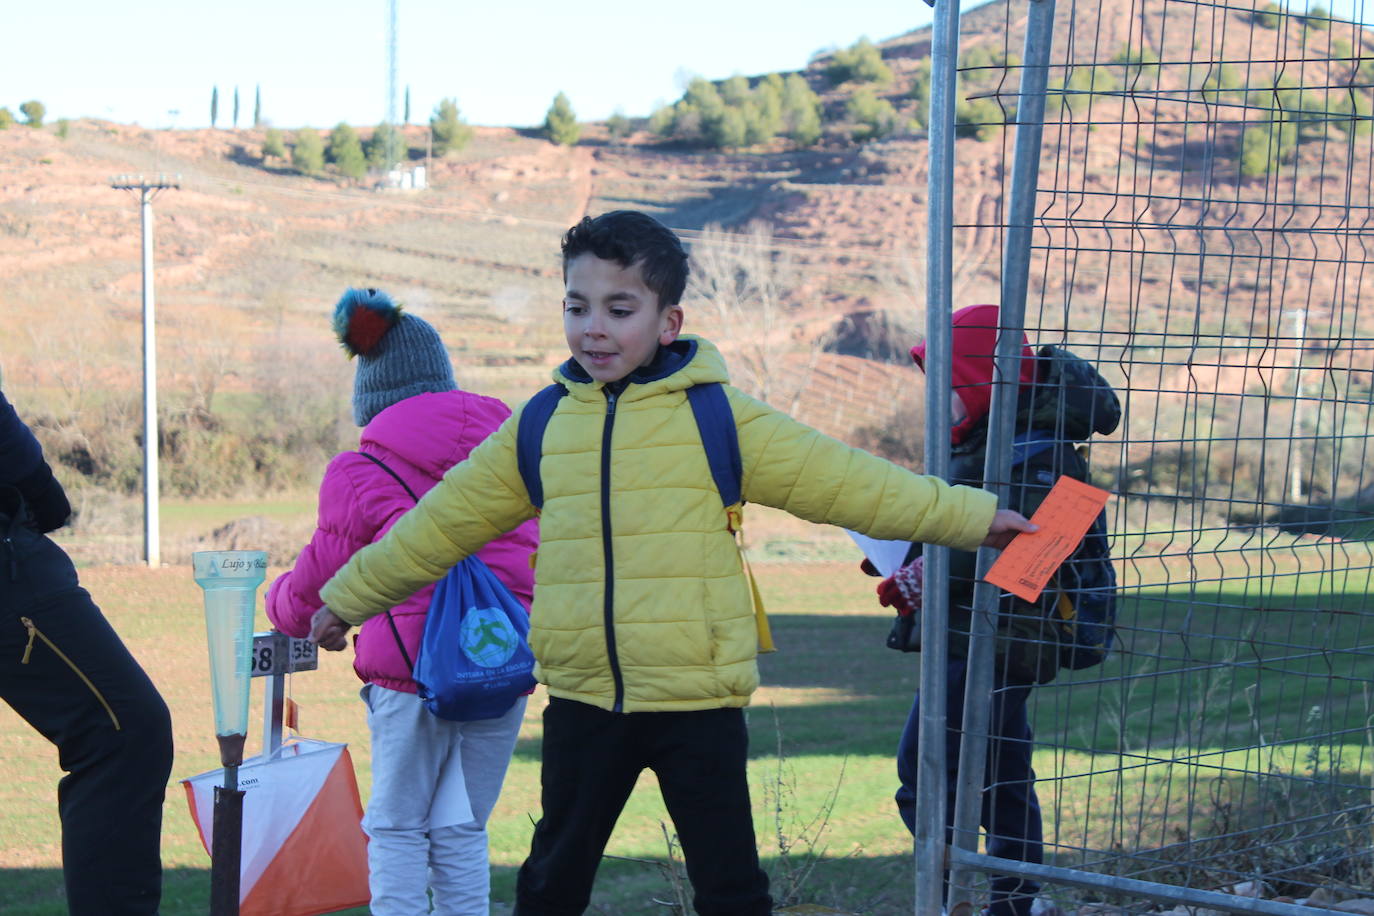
[
  {"left": 0, "top": 388, "right": 173, "bottom": 915},
  {"left": 873, "top": 305, "right": 1120, "bottom": 916}
]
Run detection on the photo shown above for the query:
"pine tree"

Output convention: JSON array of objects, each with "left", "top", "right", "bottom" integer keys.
[
  {"left": 543, "top": 92, "right": 581, "bottom": 146},
  {"left": 292, "top": 128, "right": 325, "bottom": 174},
  {"left": 262, "top": 127, "right": 286, "bottom": 159},
  {"left": 328, "top": 123, "right": 367, "bottom": 180},
  {"left": 606, "top": 110, "right": 631, "bottom": 143},
  {"left": 367, "top": 123, "right": 402, "bottom": 168},
  {"left": 781, "top": 74, "right": 822, "bottom": 147},
  {"left": 848, "top": 88, "right": 897, "bottom": 141},
  {"left": 19, "top": 101, "right": 45, "bottom": 128},
  {"left": 430, "top": 98, "right": 473, "bottom": 155},
  {"left": 211, "top": 87, "right": 219, "bottom": 128},
  {"left": 825, "top": 37, "right": 892, "bottom": 86}
]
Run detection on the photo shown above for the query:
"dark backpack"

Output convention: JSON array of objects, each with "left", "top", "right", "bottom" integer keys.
[
  {"left": 1048, "top": 484, "right": 1117, "bottom": 671},
  {"left": 515, "top": 381, "right": 774, "bottom": 652}
]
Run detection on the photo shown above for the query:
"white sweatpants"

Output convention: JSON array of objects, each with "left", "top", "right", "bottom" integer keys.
[{"left": 361, "top": 684, "right": 526, "bottom": 916}]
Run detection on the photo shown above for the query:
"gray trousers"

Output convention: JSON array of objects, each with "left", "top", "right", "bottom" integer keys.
[{"left": 362, "top": 684, "right": 526, "bottom": 916}]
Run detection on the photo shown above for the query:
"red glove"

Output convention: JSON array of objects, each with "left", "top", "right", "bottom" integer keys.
[{"left": 877, "top": 555, "right": 924, "bottom": 617}]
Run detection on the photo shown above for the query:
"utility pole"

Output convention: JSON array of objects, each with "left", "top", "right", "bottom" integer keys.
[{"left": 111, "top": 174, "right": 179, "bottom": 568}]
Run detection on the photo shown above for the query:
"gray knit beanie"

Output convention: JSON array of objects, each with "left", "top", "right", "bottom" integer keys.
[{"left": 332, "top": 287, "right": 457, "bottom": 427}]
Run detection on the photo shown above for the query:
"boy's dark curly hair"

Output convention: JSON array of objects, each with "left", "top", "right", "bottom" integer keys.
[{"left": 561, "top": 210, "right": 689, "bottom": 308}]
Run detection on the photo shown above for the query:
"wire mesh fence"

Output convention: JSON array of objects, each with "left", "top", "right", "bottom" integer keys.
[{"left": 922, "top": 0, "right": 1374, "bottom": 912}]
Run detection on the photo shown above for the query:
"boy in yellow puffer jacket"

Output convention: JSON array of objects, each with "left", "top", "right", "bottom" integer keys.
[{"left": 314, "top": 210, "right": 1034, "bottom": 916}]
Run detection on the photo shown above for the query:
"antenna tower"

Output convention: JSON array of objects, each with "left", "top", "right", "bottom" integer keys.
[{"left": 386, "top": 0, "right": 400, "bottom": 167}]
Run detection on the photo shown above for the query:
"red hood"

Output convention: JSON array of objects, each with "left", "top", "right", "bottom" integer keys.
[{"left": 911, "top": 304, "right": 1035, "bottom": 444}]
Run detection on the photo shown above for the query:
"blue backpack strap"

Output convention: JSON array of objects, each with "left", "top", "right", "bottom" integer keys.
[
  {"left": 685, "top": 383, "right": 773, "bottom": 653},
  {"left": 516, "top": 383, "right": 569, "bottom": 510},
  {"left": 1010, "top": 429, "right": 1060, "bottom": 468},
  {"left": 685, "top": 383, "right": 742, "bottom": 508}
]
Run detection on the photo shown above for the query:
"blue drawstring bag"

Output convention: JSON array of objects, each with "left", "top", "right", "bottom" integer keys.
[{"left": 413, "top": 555, "right": 536, "bottom": 721}]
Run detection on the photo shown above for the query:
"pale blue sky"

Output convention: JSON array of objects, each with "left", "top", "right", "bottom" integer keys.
[
  {"left": 10, "top": 0, "right": 1369, "bottom": 131},
  {"left": 6, "top": 1, "right": 938, "bottom": 129}
]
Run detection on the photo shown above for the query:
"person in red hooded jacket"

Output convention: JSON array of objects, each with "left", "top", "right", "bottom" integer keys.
[{"left": 873, "top": 304, "right": 1120, "bottom": 916}]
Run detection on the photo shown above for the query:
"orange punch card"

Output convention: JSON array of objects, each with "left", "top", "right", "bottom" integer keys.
[{"left": 984, "top": 476, "right": 1110, "bottom": 602}]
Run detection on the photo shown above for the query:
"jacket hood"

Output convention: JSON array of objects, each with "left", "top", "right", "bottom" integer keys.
[
  {"left": 361, "top": 390, "right": 502, "bottom": 478},
  {"left": 912, "top": 304, "right": 1035, "bottom": 444},
  {"left": 553, "top": 335, "right": 728, "bottom": 401}
]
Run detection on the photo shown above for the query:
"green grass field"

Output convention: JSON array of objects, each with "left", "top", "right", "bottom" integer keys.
[{"left": 3, "top": 506, "right": 1371, "bottom": 914}]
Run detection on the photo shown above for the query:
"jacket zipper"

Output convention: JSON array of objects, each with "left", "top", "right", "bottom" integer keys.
[
  {"left": 20, "top": 616, "right": 122, "bottom": 730},
  {"left": 601, "top": 389, "right": 626, "bottom": 713}
]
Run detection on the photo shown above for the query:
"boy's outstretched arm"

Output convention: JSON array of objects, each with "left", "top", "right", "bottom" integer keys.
[
  {"left": 318, "top": 418, "right": 533, "bottom": 627},
  {"left": 982, "top": 508, "right": 1037, "bottom": 549}
]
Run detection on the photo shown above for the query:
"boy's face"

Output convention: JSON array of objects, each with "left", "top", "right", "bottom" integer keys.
[{"left": 563, "top": 253, "right": 684, "bottom": 384}]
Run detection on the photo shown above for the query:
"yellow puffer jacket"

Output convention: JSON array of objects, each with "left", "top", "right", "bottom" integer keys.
[{"left": 320, "top": 336, "right": 996, "bottom": 712}]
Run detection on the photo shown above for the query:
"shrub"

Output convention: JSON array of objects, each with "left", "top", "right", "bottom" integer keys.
[
  {"left": 1330, "top": 90, "right": 1373, "bottom": 137},
  {"left": 606, "top": 110, "right": 631, "bottom": 142},
  {"left": 1240, "top": 117, "right": 1298, "bottom": 177},
  {"left": 908, "top": 59, "right": 934, "bottom": 131},
  {"left": 1111, "top": 45, "right": 1162, "bottom": 90},
  {"left": 1304, "top": 3, "right": 1330, "bottom": 29},
  {"left": 654, "top": 77, "right": 725, "bottom": 145},
  {"left": 1198, "top": 63, "right": 1243, "bottom": 104},
  {"left": 1358, "top": 56, "right": 1374, "bottom": 87},
  {"left": 1254, "top": 1, "right": 1283, "bottom": 29},
  {"left": 328, "top": 123, "right": 367, "bottom": 180},
  {"left": 261, "top": 127, "right": 287, "bottom": 160},
  {"left": 292, "top": 128, "right": 325, "bottom": 174},
  {"left": 720, "top": 74, "right": 752, "bottom": 107},
  {"left": 707, "top": 106, "right": 749, "bottom": 149},
  {"left": 648, "top": 104, "right": 675, "bottom": 137},
  {"left": 825, "top": 37, "right": 892, "bottom": 86},
  {"left": 55, "top": 118, "right": 69, "bottom": 140},
  {"left": 1056, "top": 66, "right": 1119, "bottom": 120},
  {"left": 781, "top": 74, "right": 822, "bottom": 147},
  {"left": 0, "top": 108, "right": 12, "bottom": 129},
  {"left": 655, "top": 72, "right": 814, "bottom": 149},
  {"left": 20, "top": 100, "right": 45, "bottom": 127},
  {"left": 847, "top": 87, "right": 898, "bottom": 141},
  {"left": 366, "top": 122, "right": 403, "bottom": 167},
  {"left": 750, "top": 74, "right": 785, "bottom": 141},
  {"left": 543, "top": 91, "right": 580, "bottom": 146},
  {"left": 430, "top": 98, "right": 473, "bottom": 155},
  {"left": 955, "top": 96, "right": 1003, "bottom": 140}
]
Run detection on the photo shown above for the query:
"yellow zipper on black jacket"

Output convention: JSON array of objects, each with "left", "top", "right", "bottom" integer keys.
[{"left": 601, "top": 388, "right": 627, "bottom": 712}]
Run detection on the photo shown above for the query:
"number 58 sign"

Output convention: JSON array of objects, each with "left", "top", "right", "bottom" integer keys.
[{"left": 249, "top": 631, "right": 319, "bottom": 677}]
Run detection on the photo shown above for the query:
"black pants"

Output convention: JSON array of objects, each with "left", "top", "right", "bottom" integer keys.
[
  {"left": 0, "top": 526, "right": 173, "bottom": 915},
  {"left": 514, "top": 698, "right": 772, "bottom": 916},
  {"left": 895, "top": 660, "right": 1042, "bottom": 916}
]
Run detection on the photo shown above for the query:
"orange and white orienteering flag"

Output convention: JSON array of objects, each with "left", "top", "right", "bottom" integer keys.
[{"left": 182, "top": 739, "right": 370, "bottom": 916}]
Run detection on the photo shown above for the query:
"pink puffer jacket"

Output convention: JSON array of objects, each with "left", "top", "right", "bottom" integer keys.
[{"left": 266, "top": 390, "right": 538, "bottom": 693}]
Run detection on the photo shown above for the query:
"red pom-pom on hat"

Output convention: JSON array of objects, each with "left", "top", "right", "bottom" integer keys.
[{"left": 332, "top": 287, "right": 402, "bottom": 358}]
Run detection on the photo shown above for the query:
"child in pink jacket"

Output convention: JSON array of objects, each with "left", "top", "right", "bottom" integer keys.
[{"left": 266, "top": 288, "right": 538, "bottom": 916}]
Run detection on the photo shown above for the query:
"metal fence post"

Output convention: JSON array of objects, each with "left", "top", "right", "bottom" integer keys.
[
  {"left": 917, "top": 0, "right": 963, "bottom": 912},
  {"left": 946, "top": 2, "right": 1057, "bottom": 911}
]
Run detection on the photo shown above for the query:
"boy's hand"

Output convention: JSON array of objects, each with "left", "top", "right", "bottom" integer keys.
[
  {"left": 981, "top": 509, "right": 1037, "bottom": 549},
  {"left": 310, "top": 606, "right": 352, "bottom": 651},
  {"left": 877, "top": 555, "right": 924, "bottom": 617}
]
